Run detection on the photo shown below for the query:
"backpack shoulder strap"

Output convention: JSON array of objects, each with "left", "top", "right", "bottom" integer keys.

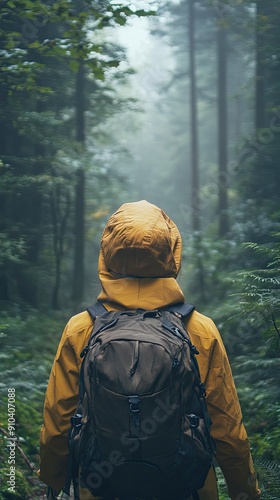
[
  {"left": 86, "top": 301, "right": 107, "bottom": 321},
  {"left": 167, "top": 301, "right": 195, "bottom": 318},
  {"left": 87, "top": 301, "right": 194, "bottom": 321}
]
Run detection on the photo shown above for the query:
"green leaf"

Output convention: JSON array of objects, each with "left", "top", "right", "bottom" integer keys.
[{"left": 106, "top": 60, "right": 120, "bottom": 68}]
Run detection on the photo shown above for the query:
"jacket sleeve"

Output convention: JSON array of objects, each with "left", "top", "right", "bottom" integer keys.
[
  {"left": 39, "top": 322, "right": 80, "bottom": 492},
  {"left": 204, "top": 322, "right": 261, "bottom": 500}
]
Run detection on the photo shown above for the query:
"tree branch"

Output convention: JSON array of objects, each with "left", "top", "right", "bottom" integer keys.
[{"left": 0, "top": 426, "right": 37, "bottom": 473}]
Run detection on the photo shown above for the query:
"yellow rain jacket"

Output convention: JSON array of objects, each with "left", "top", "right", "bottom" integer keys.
[{"left": 39, "top": 200, "right": 261, "bottom": 500}]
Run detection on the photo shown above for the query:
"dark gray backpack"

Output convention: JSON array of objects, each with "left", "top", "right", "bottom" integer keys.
[{"left": 64, "top": 302, "right": 215, "bottom": 500}]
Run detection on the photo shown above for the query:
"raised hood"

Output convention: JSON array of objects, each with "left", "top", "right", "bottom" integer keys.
[
  {"left": 100, "top": 200, "right": 182, "bottom": 278},
  {"left": 97, "top": 200, "right": 185, "bottom": 309}
]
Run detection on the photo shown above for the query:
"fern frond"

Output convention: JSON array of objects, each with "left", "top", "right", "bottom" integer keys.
[{"left": 255, "top": 458, "right": 280, "bottom": 498}]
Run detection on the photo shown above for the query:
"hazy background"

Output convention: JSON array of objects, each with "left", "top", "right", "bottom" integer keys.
[{"left": 0, "top": 2, "right": 280, "bottom": 498}]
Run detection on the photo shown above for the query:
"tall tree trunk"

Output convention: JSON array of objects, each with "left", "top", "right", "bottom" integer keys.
[
  {"left": 15, "top": 85, "right": 45, "bottom": 306},
  {"left": 51, "top": 186, "right": 71, "bottom": 309},
  {"left": 72, "top": 60, "right": 85, "bottom": 303},
  {"left": 189, "top": 0, "right": 200, "bottom": 232},
  {"left": 217, "top": 16, "right": 229, "bottom": 237},
  {"left": 255, "top": 0, "right": 266, "bottom": 129}
]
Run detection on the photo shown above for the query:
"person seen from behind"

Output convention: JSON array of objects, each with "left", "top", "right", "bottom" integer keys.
[{"left": 39, "top": 200, "right": 261, "bottom": 500}]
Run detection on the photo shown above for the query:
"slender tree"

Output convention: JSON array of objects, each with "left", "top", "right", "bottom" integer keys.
[
  {"left": 73, "top": 59, "right": 86, "bottom": 303},
  {"left": 189, "top": 0, "right": 200, "bottom": 232},
  {"left": 50, "top": 176, "right": 71, "bottom": 309},
  {"left": 217, "top": 9, "right": 229, "bottom": 236},
  {"left": 255, "top": 0, "right": 266, "bottom": 129}
]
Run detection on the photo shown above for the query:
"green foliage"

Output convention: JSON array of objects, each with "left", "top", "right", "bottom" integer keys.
[
  {"left": 0, "top": 466, "right": 29, "bottom": 500},
  {"left": 0, "top": 311, "right": 66, "bottom": 498},
  {"left": 232, "top": 236, "right": 280, "bottom": 355},
  {"left": 0, "top": 235, "right": 26, "bottom": 266},
  {"left": 227, "top": 237, "right": 280, "bottom": 497},
  {"left": 254, "top": 459, "right": 280, "bottom": 499},
  {"left": 183, "top": 228, "right": 280, "bottom": 499},
  {"left": 215, "top": 466, "right": 230, "bottom": 500}
]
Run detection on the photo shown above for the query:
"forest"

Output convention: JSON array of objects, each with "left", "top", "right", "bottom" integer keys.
[{"left": 0, "top": 0, "right": 279, "bottom": 498}]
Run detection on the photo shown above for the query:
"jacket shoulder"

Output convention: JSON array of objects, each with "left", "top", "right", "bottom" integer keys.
[
  {"left": 187, "top": 310, "right": 220, "bottom": 340},
  {"left": 66, "top": 310, "right": 93, "bottom": 333},
  {"left": 61, "top": 311, "right": 94, "bottom": 363}
]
